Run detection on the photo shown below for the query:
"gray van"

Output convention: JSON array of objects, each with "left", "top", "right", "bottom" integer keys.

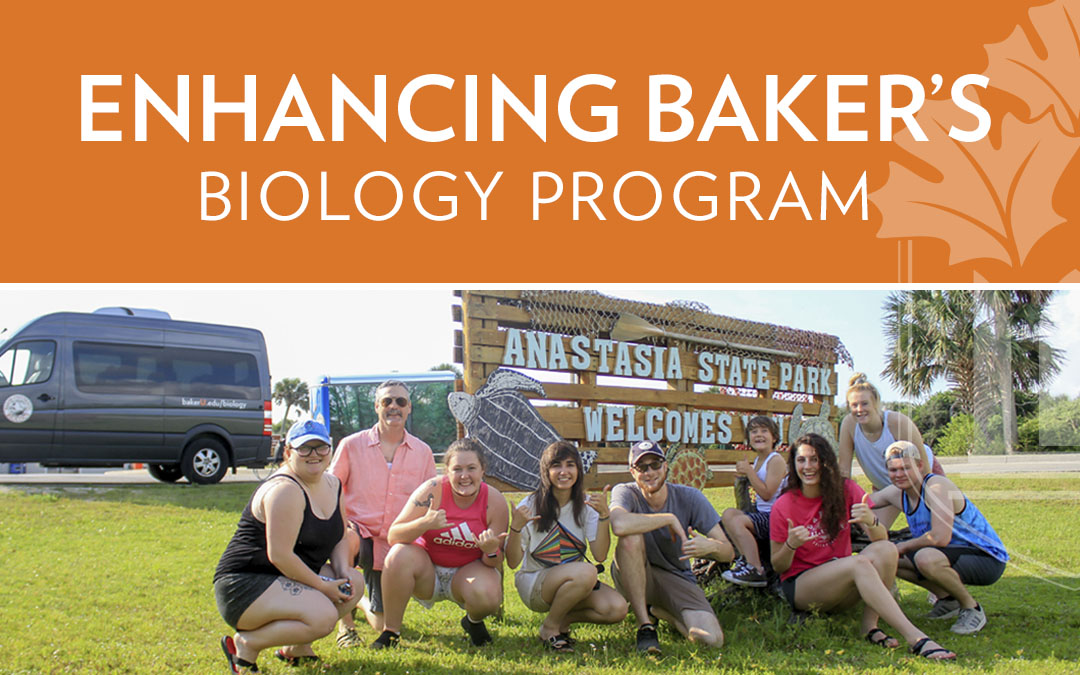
[{"left": 0, "top": 311, "right": 272, "bottom": 484}]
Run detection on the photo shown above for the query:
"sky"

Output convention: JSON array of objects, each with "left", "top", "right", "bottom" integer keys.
[{"left": 1, "top": 285, "right": 1076, "bottom": 423}]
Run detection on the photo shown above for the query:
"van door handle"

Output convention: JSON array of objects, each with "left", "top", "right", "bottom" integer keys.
[{"left": 37, "top": 393, "right": 54, "bottom": 402}]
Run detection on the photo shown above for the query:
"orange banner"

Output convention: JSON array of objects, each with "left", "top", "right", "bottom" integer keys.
[{"left": 3, "top": 1, "right": 1078, "bottom": 282}]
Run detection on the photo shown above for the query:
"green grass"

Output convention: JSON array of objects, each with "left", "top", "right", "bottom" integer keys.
[{"left": 0, "top": 474, "right": 1078, "bottom": 674}]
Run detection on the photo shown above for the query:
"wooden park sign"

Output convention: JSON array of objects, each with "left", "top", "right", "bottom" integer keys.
[{"left": 451, "top": 290, "right": 851, "bottom": 492}]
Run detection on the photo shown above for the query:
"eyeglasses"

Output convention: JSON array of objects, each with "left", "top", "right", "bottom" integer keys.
[
  {"left": 294, "top": 443, "right": 332, "bottom": 457},
  {"left": 633, "top": 460, "right": 664, "bottom": 473},
  {"left": 379, "top": 396, "right": 410, "bottom": 407}
]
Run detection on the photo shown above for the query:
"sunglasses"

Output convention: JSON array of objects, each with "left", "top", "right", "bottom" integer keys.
[
  {"left": 294, "top": 443, "right": 332, "bottom": 457},
  {"left": 633, "top": 460, "right": 665, "bottom": 473},
  {"left": 379, "top": 396, "right": 410, "bottom": 407}
]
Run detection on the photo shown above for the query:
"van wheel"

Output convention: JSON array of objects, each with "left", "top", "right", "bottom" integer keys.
[
  {"left": 181, "top": 439, "right": 229, "bottom": 484},
  {"left": 147, "top": 464, "right": 183, "bottom": 483}
]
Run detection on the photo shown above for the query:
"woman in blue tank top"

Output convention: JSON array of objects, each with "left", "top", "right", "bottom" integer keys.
[{"left": 869, "top": 441, "right": 1007, "bottom": 636}]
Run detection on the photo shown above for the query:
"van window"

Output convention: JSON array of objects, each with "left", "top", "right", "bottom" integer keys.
[
  {"left": 168, "top": 347, "right": 260, "bottom": 399},
  {"left": 73, "top": 341, "right": 260, "bottom": 399},
  {"left": 0, "top": 340, "right": 56, "bottom": 387}
]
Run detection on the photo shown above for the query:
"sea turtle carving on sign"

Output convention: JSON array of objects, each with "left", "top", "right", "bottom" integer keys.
[
  {"left": 788, "top": 401, "right": 836, "bottom": 449},
  {"left": 447, "top": 368, "right": 597, "bottom": 490}
]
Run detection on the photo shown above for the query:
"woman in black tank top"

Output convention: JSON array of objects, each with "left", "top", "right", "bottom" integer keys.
[{"left": 214, "top": 419, "right": 362, "bottom": 673}]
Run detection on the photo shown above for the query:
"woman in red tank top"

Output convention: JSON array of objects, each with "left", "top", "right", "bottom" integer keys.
[{"left": 373, "top": 438, "right": 509, "bottom": 649}]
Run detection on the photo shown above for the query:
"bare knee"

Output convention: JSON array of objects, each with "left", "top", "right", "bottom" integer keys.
[
  {"left": 600, "top": 596, "right": 629, "bottom": 623},
  {"left": 721, "top": 508, "right": 743, "bottom": 524},
  {"left": 913, "top": 548, "right": 948, "bottom": 577},
  {"left": 384, "top": 544, "right": 423, "bottom": 576}
]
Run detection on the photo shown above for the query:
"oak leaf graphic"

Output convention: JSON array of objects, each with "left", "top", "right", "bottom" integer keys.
[
  {"left": 872, "top": 100, "right": 1079, "bottom": 267},
  {"left": 984, "top": 0, "right": 1080, "bottom": 135}
]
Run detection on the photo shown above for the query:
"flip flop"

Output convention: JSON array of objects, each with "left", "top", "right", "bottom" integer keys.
[
  {"left": 274, "top": 649, "right": 320, "bottom": 666},
  {"left": 221, "top": 636, "right": 238, "bottom": 674},
  {"left": 865, "top": 628, "right": 899, "bottom": 648},
  {"left": 542, "top": 634, "right": 574, "bottom": 653},
  {"left": 221, "top": 635, "right": 259, "bottom": 673},
  {"left": 910, "top": 636, "right": 957, "bottom": 661},
  {"left": 558, "top": 632, "right": 577, "bottom": 647}
]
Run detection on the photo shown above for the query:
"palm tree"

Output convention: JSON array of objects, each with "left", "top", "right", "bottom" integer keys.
[
  {"left": 882, "top": 290, "right": 1062, "bottom": 454},
  {"left": 273, "top": 377, "right": 310, "bottom": 430}
]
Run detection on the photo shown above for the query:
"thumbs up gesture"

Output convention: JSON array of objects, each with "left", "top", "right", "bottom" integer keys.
[
  {"left": 785, "top": 518, "right": 813, "bottom": 549},
  {"left": 848, "top": 493, "right": 875, "bottom": 527}
]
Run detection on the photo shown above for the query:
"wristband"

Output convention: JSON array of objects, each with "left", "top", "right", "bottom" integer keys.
[
  {"left": 509, "top": 526, "right": 522, "bottom": 533},
  {"left": 785, "top": 541, "right": 798, "bottom": 551},
  {"left": 598, "top": 516, "right": 609, "bottom": 521},
  {"left": 486, "top": 551, "right": 499, "bottom": 559}
]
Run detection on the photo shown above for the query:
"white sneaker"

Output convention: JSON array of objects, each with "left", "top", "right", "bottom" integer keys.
[{"left": 951, "top": 605, "right": 987, "bottom": 634}]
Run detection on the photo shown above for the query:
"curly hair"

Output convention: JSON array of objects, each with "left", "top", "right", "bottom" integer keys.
[
  {"left": 532, "top": 441, "right": 586, "bottom": 532},
  {"left": 784, "top": 433, "right": 846, "bottom": 541}
]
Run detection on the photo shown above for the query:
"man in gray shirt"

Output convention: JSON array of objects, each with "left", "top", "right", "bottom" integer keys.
[{"left": 610, "top": 440, "right": 734, "bottom": 655}]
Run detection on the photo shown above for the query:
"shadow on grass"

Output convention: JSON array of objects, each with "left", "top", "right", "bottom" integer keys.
[{"left": 702, "top": 574, "right": 1080, "bottom": 671}]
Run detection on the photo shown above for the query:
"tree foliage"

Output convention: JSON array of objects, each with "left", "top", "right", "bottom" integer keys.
[
  {"left": 273, "top": 377, "right": 310, "bottom": 429},
  {"left": 882, "top": 290, "right": 1063, "bottom": 453}
]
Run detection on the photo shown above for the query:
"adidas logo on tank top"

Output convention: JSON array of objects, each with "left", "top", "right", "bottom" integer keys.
[{"left": 433, "top": 523, "right": 478, "bottom": 549}]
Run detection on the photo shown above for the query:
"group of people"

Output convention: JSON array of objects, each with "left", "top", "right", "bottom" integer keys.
[{"left": 214, "top": 375, "right": 1009, "bottom": 672}]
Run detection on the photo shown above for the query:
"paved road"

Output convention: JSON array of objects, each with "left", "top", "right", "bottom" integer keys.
[{"left": 1, "top": 453, "right": 1078, "bottom": 487}]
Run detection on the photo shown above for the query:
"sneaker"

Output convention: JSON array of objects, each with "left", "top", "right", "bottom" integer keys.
[
  {"left": 926, "top": 596, "right": 961, "bottom": 620},
  {"left": 721, "top": 560, "right": 767, "bottom": 588},
  {"left": 370, "top": 630, "right": 400, "bottom": 649},
  {"left": 460, "top": 614, "right": 492, "bottom": 646},
  {"left": 951, "top": 604, "right": 987, "bottom": 635},
  {"left": 337, "top": 626, "right": 363, "bottom": 648},
  {"left": 635, "top": 623, "right": 662, "bottom": 655}
]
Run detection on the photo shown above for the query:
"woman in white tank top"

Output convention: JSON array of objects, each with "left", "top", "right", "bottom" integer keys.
[{"left": 838, "top": 374, "right": 943, "bottom": 527}]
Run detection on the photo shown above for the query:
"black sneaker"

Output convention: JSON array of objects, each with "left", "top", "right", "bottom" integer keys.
[
  {"left": 461, "top": 614, "right": 492, "bottom": 646},
  {"left": 722, "top": 560, "right": 767, "bottom": 588},
  {"left": 371, "top": 630, "right": 400, "bottom": 649},
  {"left": 635, "top": 623, "right": 662, "bottom": 655}
]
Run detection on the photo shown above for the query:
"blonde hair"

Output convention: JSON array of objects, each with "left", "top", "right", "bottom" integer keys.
[
  {"left": 846, "top": 372, "right": 882, "bottom": 413},
  {"left": 884, "top": 440, "right": 921, "bottom": 463}
]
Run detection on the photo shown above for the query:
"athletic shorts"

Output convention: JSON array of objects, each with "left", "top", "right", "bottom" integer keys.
[
  {"left": 905, "top": 546, "right": 1006, "bottom": 586},
  {"left": 349, "top": 525, "right": 384, "bottom": 614},
  {"left": 746, "top": 510, "right": 771, "bottom": 542},
  {"left": 612, "top": 561, "right": 712, "bottom": 619},
  {"left": 214, "top": 572, "right": 278, "bottom": 630}
]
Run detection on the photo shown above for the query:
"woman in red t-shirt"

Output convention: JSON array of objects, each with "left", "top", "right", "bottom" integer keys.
[
  {"left": 374, "top": 438, "right": 509, "bottom": 649},
  {"left": 769, "top": 433, "right": 955, "bottom": 661}
]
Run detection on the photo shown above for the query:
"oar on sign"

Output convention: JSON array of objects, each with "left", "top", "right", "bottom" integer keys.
[{"left": 609, "top": 312, "right": 801, "bottom": 360}]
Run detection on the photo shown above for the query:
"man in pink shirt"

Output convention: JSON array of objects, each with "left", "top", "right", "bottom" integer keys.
[{"left": 330, "top": 380, "right": 437, "bottom": 648}]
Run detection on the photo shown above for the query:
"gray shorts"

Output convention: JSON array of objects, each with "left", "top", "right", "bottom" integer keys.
[{"left": 612, "top": 561, "right": 713, "bottom": 620}]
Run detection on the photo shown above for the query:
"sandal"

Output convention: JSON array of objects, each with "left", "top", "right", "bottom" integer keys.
[
  {"left": 220, "top": 635, "right": 259, "bottom": 673},
  {"left": 273, "top": 649, "right": 320, "bottom": 666},
  {"left": 910, "top": 636, "right": 957, "bottom": 660},
  {"left": 865, "top": 628, "right": 898, "bottom": 648},
  {"left": 558, "top": 632, "right": 577, "bottom": 647},
  {"left": 542, "top": 634, "right": 575, "bottom": 653}
]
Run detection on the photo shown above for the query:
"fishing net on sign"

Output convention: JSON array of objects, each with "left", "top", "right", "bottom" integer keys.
[{"left": 516, "top": 290, "right": 852, "bottom": 368}]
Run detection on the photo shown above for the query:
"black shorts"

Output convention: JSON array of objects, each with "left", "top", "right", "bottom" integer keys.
[
  {"left": 350, "top": 523, "right": 383, "bottom": 614},
  {"left": 905, "top": 546, "right": 1006, "bottom": 586},
  {"left": 779, "top": 569, "right": 805, "bottom": 609},
  {"left": 214, "top": 573, "right": 278, "bottom": 630}
]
